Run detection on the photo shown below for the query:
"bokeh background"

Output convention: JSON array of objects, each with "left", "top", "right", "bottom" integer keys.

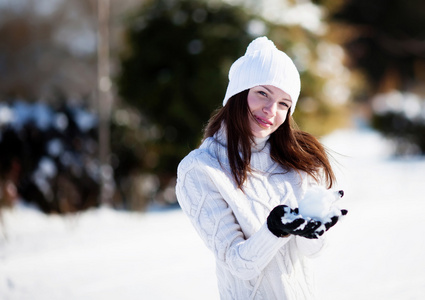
[{"left": 0, "top": 0, "right": 424, "bottom": 299}]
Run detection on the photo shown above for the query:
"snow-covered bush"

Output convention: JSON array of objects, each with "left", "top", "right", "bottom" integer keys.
[
  {"left": 0, "top": 101, "right": 100, "bottom": 213},
  {"left": 371, "top": 91, "right": 425, "bottom": 155}
]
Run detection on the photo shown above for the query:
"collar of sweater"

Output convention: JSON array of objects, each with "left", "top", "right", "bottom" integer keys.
[
  {"left": 201, "top": 126, "right": 277, "bottom": 172},
  {"left": 213, "top": 125, "right": 269, "bottom": 153}
]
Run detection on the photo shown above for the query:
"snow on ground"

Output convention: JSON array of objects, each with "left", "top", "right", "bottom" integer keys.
[
  {"left": 1, "top": 128, "right": 425, "bottom": 300},
  {"left": 317, "top": 128, "right": 425, "bottom": 300},
  {"left": 0, "top": 206, "right": 218, "bottom": 300}
]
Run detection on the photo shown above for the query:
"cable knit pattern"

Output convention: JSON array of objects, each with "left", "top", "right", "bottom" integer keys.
[{"left": 176, "top": 130, "right": 325, "bottom": 300}]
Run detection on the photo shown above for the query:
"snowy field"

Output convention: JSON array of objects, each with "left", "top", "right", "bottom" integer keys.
[{"left": 1, "top": 128, "right": 425, "bottom": 300}]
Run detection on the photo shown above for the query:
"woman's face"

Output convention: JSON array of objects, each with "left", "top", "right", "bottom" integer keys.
[{"left": 247, "top": 85, "right": 292, "bottom": 138}]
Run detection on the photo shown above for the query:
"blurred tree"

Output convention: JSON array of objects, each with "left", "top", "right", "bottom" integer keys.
[
  {"left": 116, "top": 0, "right": 351, "bottom": 202},
  {"left": 116, "top": 0, "right": 254, "bottom": 196},
  {"left": 315, "top": 0, "right": 425, "bottom": 154}
]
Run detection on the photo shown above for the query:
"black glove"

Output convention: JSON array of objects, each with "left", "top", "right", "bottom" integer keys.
[
  {"left": 267, "top": 205, "right": 346, "bottom": 239},
  {"left": 293, "top": 218, "right": 323, "bottom": 239},
  {"left": 323, "top": 209, "right": 348, "bottom": 231},
  {"left": 267, "top": 205, "right": 304, "bottom": 237},
  {"left": 267, "top": 205, "right": 322, "bottom": 239}
]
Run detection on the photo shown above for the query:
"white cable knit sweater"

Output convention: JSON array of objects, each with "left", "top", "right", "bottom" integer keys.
[{"left": 176, "top": 129, "right": 325, "bottom": 300}]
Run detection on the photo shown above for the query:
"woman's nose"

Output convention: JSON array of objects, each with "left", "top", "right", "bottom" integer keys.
[{"left": 263, "top": 103, "right": 276, "bottom": 116}]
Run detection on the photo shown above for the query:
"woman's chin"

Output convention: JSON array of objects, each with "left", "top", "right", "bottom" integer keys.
[{"left": 252, "top": 130, "right": 271, "bottom": 138}]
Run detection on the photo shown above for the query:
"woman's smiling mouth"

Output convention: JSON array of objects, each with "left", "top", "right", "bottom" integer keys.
[{"left": 255, "top": 116, "right": 272, "bottom": 128}]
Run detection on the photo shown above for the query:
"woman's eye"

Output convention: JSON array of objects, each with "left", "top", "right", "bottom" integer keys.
[
  {"left": 258, "top": 91, "right": 267, "bottom": 97},
  {"left": 280, "top": 102, "right": 289, "bottom": 108}
]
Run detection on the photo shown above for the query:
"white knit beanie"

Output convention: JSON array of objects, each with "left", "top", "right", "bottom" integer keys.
[{"left": 223, "top": 36, "right": 301, "bottom": 115}]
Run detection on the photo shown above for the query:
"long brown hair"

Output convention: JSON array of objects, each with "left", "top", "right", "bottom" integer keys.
[{"left": 203, "top": 89, "right": 335, "bottom": 189}]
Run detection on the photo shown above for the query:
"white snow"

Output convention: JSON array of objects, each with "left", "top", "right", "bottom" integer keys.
[
  {"left": 1, "top": 127, "right": 425, "bottom": 300},
  {"left": 0, "top": 206, "right": 218, "bottom": 300},
  {"left": 298, "top": 186, "right": 343, "bottom": 221}
]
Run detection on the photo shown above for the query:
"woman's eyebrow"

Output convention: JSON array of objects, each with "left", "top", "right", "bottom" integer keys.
[
  {"left": 260, "top": 85, "right": 292, "bottom": 102},
  {"left": 260, "top": 85, "right": 273, "bottom": 94}
]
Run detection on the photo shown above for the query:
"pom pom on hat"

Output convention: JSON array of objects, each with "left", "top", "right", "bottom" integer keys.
[
  {"left": 223, "top": 36, "right": 301, "bottom": 115},
  {"left": 245, "top": 36, "right": 277, "bottom": 53}
]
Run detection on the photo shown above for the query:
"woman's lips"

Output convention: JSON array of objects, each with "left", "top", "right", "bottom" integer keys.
[{"left": 255, "top": 116, "right": 272, "bottom": 128}]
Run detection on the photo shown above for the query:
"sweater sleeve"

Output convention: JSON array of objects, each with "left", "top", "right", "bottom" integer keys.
[
  {"left": 176, "top": 154, "right": 290, "bottom": 281},
  {"left": 295, "top": 235, "right": 326, "bottom": 257}
]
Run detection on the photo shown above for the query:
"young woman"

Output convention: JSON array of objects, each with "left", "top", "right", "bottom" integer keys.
[{"left": 175, "top": 37, "right": 346, "bottom": 300}]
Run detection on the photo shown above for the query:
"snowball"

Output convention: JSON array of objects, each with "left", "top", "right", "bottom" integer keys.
[{"left": 298, "top": 186, "right": 343, "bottom": 222}]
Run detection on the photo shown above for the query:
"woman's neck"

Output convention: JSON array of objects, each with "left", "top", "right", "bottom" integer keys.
[{"left": 252, "top": 135, "right": 269, "bottom": 151}]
